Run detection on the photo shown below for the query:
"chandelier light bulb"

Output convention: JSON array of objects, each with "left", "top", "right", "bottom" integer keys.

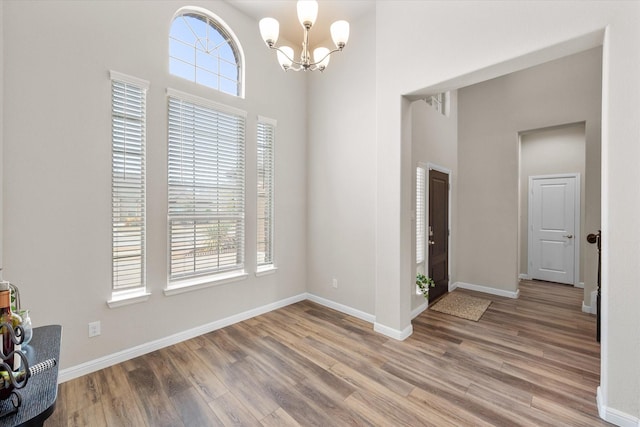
[
  {"left": 277, "top": 46, "right": 294, "bottom": 70},
  {"left": 259, "top": 17, "right": 279, "bottom": 47},
  {"left": 330, "top": 20, "right": 350, "bottom": 49},
  {"left": 313, "top": 47, "right": 331, "bottom": 70},
  {"left": 297, "top": 0, "right": 318, "bottom": 28}
]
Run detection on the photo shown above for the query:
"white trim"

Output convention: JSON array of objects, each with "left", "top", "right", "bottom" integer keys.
[
  {"left": 255, "top": 266, "right": 278, "bottom": 277},
  {"left": 527, "top": 173, "right": 581, "bottom": 286},
  {"left": 581, "top": 289, "right": 598, "bottom": 315},
  {"left": 600, "top": 26, "right": 610, "bottom": 415},
  {"left": 107, "top": 291, "right": 151, "bottom": 308},
  {"left": 597, "top": 387, "right": 640, "bottom": 427},
  {"left": 166, "top": 88, "right": 247, "bottom": 117},
  {"left": 164, "top": 271, "right": 248, "bottom": 296},
  {"left": 306, "top": 293, "right": 376, "bottom": 324},
  {"left": 59, "top": 292, "right": 307, "bottom": 383},
  {"left": 411, "top": 300, "right": 428, "bottom": 319},
  {"left": 427, "top": 162, "right": 452, "bottom": 175},
  {"left": 451, "top": 281, "right": 520, "bottom": 299},
  {"left": 576, "top": 281, "right": 585, "bottom": 289},
  {"left": 373, "top": 322, "right": 413, "bottom": 341},
  {"left": 109, "top": 70, "right": 150, "bottom": 89},
  {"left": 257, "top": 115, "right": 277, "bottom": 126},
  {"left": 171, "top": 6, "right": 246, "bottom": 99}
]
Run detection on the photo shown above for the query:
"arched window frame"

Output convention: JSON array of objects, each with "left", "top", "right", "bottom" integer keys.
[{"left": 169, "top": 6, "right": 245, "bottom": 98}]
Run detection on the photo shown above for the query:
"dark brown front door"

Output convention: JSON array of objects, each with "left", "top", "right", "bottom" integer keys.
[{"left": 428, "top": 169, "right": 449, "bottom": 303}]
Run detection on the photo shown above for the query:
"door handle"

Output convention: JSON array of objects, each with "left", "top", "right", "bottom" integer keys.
[
  {"left": 563, "top": 234, "right": 574, "bottom": 239},
  {"left": 428, "top": 240, "right": 435, "bottom": 245}
]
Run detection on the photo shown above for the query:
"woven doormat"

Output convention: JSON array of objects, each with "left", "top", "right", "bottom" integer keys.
[{"left": 430, "top": 292, "right": 492, "bottom": 321}]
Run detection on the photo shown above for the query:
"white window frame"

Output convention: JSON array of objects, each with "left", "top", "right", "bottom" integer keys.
[
  {"left": 256, "top": 116, "right": 276, "bottom": 275},
  {"left": 165, "top": 88, "right": 247, "bottom": 295},
  {"left": 108, "top": 71, "right": 151, "bottom": 308},
  {"left": 169, "top": 7, "right": 245, "bottom": 98}
]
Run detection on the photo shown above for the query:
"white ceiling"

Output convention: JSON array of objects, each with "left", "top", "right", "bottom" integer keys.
[{"left": 226, "top": 0, "right": 374, "bottom": 50}]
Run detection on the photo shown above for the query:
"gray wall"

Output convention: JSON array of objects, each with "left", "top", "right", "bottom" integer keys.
[
  {"left": 2, "top": 0, "right": 307, "bottom": 369},
  {"left": 410, "top": 92, "right": 458, "bottom": 312},
  {"left": 306, "top": 9, "right": 377, "bottom": 316},
  {"left": 457, "top": 48, "right": 601, "bottom": 304},
  {"left": 519, "top": 124, "right": 587, "bottom": 284}
]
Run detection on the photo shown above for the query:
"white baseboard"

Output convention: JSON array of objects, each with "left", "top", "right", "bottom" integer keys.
[
  {"left": 374, "top": 322, "right": 413, "bottom": 341},
  {"left": 451, "top": 282, "right": 520, "bottom": 299},
  {"left": 597, "top": 386, "right": 640, "bottom": 426},
  {"left": 306, "top": 293, "right": 376, "bottom": 324},
  {"left": 411, "top": 300, "right": 428, "bottom": 319},
  {"left": 59, "top": 293, "right": 307, "bottom": 383},
  {"left": 64, "top": 283, "right": 526, "bottom": 383},
  {"left": 575, "top": 281, "right": 585, "bottom": 289},
  {"left": 304, "top": 293, "right": 415, "bottom": 341},
  {"left": 583, "top": 290, "right": 598, "bottom": 314}
]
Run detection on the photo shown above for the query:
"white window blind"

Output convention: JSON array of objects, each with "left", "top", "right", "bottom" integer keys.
[
  {"left": 257, "top": 118, "right": 275, "bottom": 267},
  {"left": 416, "top": 166, "right": 426, "bottom": 264},
  {"left": 111, "top": 73, "right": 148, "bottom": 294},
  {"left": 168, "top": 94, "right": 246, "bottom": 282}
]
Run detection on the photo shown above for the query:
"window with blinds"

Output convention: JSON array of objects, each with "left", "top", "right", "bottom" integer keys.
[
  {"left": 111, "top": 72, "right": 149, "bottom": 295},
  {"left": 257, "top": 118, "right": 275, "bottom": 268},
  {"left": 416, "top": 166, "right": 426, "bottom": 264},
  {"left": 167, "top": 91, "right": 246, "bottom": 283}
]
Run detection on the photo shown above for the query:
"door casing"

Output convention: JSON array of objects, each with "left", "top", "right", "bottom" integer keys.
[{"left": 527, "top": 173, "right": 581, "bottom": 286}]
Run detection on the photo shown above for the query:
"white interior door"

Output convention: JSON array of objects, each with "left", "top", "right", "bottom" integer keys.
[{"left": 529, "top": 175, "right": 579, "bottom": 285}]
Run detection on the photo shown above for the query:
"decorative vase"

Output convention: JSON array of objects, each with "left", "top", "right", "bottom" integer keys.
[{"left": 17, "top": 309, "right": 32, "bottom": 346}]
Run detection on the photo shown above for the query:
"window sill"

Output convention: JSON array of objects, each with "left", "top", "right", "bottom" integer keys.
[
  {"left": 164, "top": 271, "right": 248, "bottom": 296},
  {"left": 107, "top": 290, "right": 151, "bottom": 308},
  {"left": 255, "top": 266, "right": 278, "bottom": 277}
]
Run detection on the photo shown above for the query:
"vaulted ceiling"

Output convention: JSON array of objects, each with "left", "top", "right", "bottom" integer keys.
[{"left": 226, "top": 0, "right": 374, "bottom": 49}]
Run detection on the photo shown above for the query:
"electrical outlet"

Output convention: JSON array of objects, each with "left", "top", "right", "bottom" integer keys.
[
  {"left": 332, "top": 278, "right": 338, "bottom": 289},
  {"left": 88, "top": 321, "right": 101, "bottom": 338}
]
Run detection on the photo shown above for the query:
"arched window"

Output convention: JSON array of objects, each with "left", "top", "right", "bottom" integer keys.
[{"left": 169, "top": 9, "right": 243, "bottom": 97}]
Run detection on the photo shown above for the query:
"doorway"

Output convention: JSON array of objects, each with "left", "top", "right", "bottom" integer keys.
[
  {"left": 519, "top": 124, "right": 586, "bottom": 288},
  {"left": 428, "top": 168, "right": 449, "bottom": 302},
  {"left": 528, "top": 174, "right": 580, "bottom": 285}
]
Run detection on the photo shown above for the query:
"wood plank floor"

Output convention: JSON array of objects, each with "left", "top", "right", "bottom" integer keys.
[{"left": 46, "top": 280, "right": 610, "bottom": 426}]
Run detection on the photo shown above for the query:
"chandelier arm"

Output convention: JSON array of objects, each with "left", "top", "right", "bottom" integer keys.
[
  {"left": 307, "top": 47, "right": 343, "bottom": 68},
  {"left": 268, "top": 45, "right": 343, "bottom": 71},
  {"left": 269, "top": 45, "right": 306, "bottom": 68}
]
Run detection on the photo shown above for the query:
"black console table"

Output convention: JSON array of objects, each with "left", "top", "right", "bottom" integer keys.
[{"left": 0, "top": 325, "right": 62, "bottom": 427}]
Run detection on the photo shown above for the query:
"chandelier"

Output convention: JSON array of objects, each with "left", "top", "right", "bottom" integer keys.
[{"left": 259, "top": 0, "right": 350, "bottom": 72}]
